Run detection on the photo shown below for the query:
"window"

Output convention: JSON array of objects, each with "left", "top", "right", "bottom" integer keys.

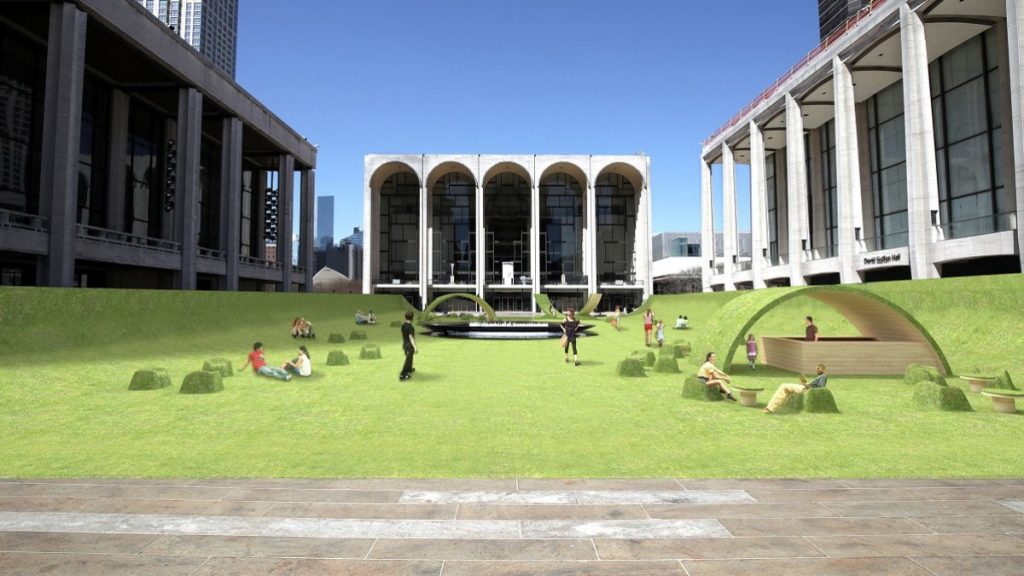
[
  {"left": 484, "top": 172, "right": 530, "bottom": 284},
  {"left": 540, "top": 173, "right": 584, "bottom": 283},
  {"left": 868, "top": 81, "right": 908, "bottom": 249},
  {"left": 431, "top": 172, "right": 475, "bottom": 284},
  {"left": 378, "top": 171, "right": 419, "bottom": 282},
  {"left": 77, "top": 77, "right": 110, "bottom": 228},
  {"left": 765, "top": 152, "right": 780, "bottom": 265},
  {"left": 124, "top": 97, "right": 164, "bottom": 239},
  {"left": 0, "top": 26, "right": 44, "bottom": 215},
  {"left": 595, "top": 173, "right": 637, "bottom": 284},
  {"left": 198, "top": 136, "right": 221, "bottom": 250},
  {"left": 819, "top": 120, "right": 838, "bottom": 257}
]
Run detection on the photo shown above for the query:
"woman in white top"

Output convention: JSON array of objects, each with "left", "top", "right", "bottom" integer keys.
[{"left": 282, "top": 345, "right": 312, "bottom": 377}]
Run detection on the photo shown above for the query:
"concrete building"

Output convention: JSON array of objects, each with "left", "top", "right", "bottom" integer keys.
[
  {"left": 652, "top": 231, "right": 752, "bottom": 261},
  {"left": 363, "top": 154, "right": 653, "bottom": 312},
  {"left": 653, "top": 232, "right": 751, "bottom": 294},
  {"left": 316, "top": 196, "right": 334, "bottom": 249},
  {"left": 0, "top": 0, "right": 316, "bottom": 291},
  {"left": 136, "top": 0, "right": 238, "bottom": 78},
  {"left": 820, "top": 0, "right": 873, "bottom": 40},
  {"left": 702, "top": 0, "right": 1023, "bottom": 292}
]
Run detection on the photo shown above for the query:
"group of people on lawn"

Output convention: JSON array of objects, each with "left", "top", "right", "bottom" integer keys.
[{"left": 699, "top": 315, "right": 827, "bottom": 412}]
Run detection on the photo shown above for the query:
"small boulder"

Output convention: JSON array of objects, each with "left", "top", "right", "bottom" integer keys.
[
  {"left": 201, "top": 358, "right": 233, "bottom": 378},
  {"left": 359, "top": 344, "right": 381, "bottom": 360},
  {"left": 654, "top": 356, "right": 681, "bottom": 374},
  {"left": 129, "top": 369, "right": 171, "bottom": 391},
  {"left": 350, "top": 330, "right": 368, "bottom": 341},
  {"left": 681, "top": 375, "right": 723, "bottom": 401},
  {"left": 616, "top": 358, "right": 647, "bottom": 378},
  {"left": 326, "top": 350, "right": 350, "bottom": 366},
  {"left": 328, "top": 333, "right": 346, "bottom": 344},
  {"left": 180, "top": 370, "right": 224, "bottom": 394}
]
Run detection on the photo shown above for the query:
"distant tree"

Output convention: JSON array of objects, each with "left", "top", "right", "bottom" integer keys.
[{"left": 656, "top": 267, "right": 703, "bottom": 294}]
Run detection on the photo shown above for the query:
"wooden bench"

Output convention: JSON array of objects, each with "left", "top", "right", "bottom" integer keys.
[
  {"left": 731, "top": 385, "right": 765, "bottom": 408},
  {"left": 959, "top": 375, "right": 996, "bottom": 393},
  {"left": 981, "top": 389, "right": 1024, "bottom": 414}
]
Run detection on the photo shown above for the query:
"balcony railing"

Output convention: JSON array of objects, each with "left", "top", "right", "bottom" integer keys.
[
  {"left": 486, "top": 272, "right": 533, "bottom": 286},
  {"left": 735, "top": 261, "right": 753, "bottom": 272},
  {"left": 198, "top": 247, "right": 226, "bottom": 259},
  {"left": 862, "top": 233, "right": 909, "bottom": 252},
  {"left": 598, "top": 272, "right": 637, "bottom": 285},
  {"left": 375, "top": 272, "right": 417, "bottom": 285},
  {"left": 240, "top": 255, "right": 281, "bottom": 270},
  {"left": 713, "top": 263, "right": 725, "bottom": 275},
  {"left": 0, "top": 209, "right": 48, "bottom": 232},
  {"left": 542, "top": 274, "right": 589, "bottom": 285},
  {"left": 703, "top": 0, "right": 888, "bottom": 147},
  {"left": 75, "top": 224, "right": 180, "bottom": 252},
  {"left": 940, "top": 212, "right": 1017, "bottom": 240}
]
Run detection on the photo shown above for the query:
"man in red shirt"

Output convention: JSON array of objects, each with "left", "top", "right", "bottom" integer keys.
[
  {"left": 240, "top": 342, "right": 291, "bottom": 381},
  {"left": 805, "top": 316, "right": 820, "bottom": 341}
]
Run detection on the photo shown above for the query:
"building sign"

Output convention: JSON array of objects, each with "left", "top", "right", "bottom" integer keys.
[{"left": 859, "top": 249, "right": 908, "bottom": 270}]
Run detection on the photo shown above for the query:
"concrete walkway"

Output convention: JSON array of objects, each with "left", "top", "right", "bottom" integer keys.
[{"left": 0, "top": 478, "right": 1022, "bottom": 575}]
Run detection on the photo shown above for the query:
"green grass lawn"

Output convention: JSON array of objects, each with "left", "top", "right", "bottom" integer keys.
[{"left": 1, "top": 275, "right": 1022, "bottom": 479}]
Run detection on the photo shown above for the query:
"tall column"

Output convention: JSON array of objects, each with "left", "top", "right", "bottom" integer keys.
[
  {"left": 530, "top": 183, "right": 541, "bottom": 310},
  {"left": 700, "top": 157, "right": 714, "bottom": 292},
  {"left": 106, "top": 89, "right": 129, "bottom": 232},
  {"left": 833, "top": 56, "right": 864, "bottom": 284},
  {"left": 300, "top": 169, "right": 315, "bottom": 292},
  {"left": 900, "top": 2, "right": 940, "bottom": 279},
  {"left": 39, "top": 2, "right": 87, "bottom": 287},
  {"left": 721, "top": 143, "right": 738, "bottom": 291},
  {"left": 419, "top": 183, "right": 428, "bottom": 308},
  {"left": 638, "top": 182, "right": 653, "bottom": 298},
  {"left": 362, "top": 184, "right": 373, "bottom": 294},
  {"left": 278, "top": 154, "right": 294, "bottom": 292},
  {"left": 1006, "top": 0, "right": 1024, "bottom": 272},
  {"left": 749, "top": 121, "right": 768, "bottom": 289},
  {"left": 475, "top": 184, "right": 485, "bottom": 298},
  {"left": 221, "top": 117, "right": 242, "bottom": 291},
  {"left": 785, "top": 93, "right": 809, "bottom": 286},
  {"left": 586, "top": 183, "right": 597, "bottom": 293},
  {"left": 175, "top": 88, "right": 203, "bottom": 290}
]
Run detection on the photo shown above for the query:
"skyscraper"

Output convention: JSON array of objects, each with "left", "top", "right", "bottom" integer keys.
[
  {"left": 316, "top": 196, "right": 335, "bottom": 249},
  {"left": 818, "top": 0, "right": 871, "bottom": 40},
  {"left": 136, "top": 0, "right": 238, "bottom": 78}
]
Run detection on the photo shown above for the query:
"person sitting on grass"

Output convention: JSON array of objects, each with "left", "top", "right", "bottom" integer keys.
[
  {"left": 367, "top": 310, "right": 377, "bottom": 324},
  {"left": 240, "top": 342, "right": 291, "bottom": 381},
  {"left": 282, "top": 345, "right": 312, "bottom": 377},
  {"left": 355, "top": 310, "right": 368, "bottom": 325},
  {"left": 762, "top": 364, "right": 828, "bottom": 414},
  {"left": 291, "top": 317, "right": 315, "bottom": 339},
  {"left": 675, "top": 315, "right": 688, "bottom": 329},
  {"left": 698, "top": 352, "right": 736, "bottom": 401}
]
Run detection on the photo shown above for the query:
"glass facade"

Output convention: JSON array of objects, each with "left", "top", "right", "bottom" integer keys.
[
  {"left": 932, "top": 28, "right": 1008, "bottom": 239},
  {"left": 198, "top": 136, "right": 222, "bottom": 250},
  {"left": 239, "top": 170, "right": 254, "bottom": 257},
  {"left": 540, "top": 173, "right": 584, "bottom": 284},
  {"left": 0, "top": 26, "right": 44, "bottom": 215},
  {"left": 766, "top": 152, "right": 780, "bottom": 265},
  {"left": 124, "top": 97, "right": 165, "bottom": 239},
  {"left": 868, "top": 80, "right": 908, "bottom": 249},
  {"left": 484, "top": 172, "right": 530, "bottom": 284},
  {"left": 595, "top": 173, "right": 637, "bottom": 284},
  {"left": 77, "top": 77, "right": 110, "bottom": 228},
  {"left": 378, "top": 171, "right": 419, "bottom": 283},
  {"left": 820, "top": 119, "right": 838, "bottom": 257},
  {"left": 430, "top": 172, "right": 475, "bottom": 284}
]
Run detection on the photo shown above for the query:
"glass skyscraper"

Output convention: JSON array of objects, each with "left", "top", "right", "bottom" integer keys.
[
  {"left": 136, "top": 0, "right": 238, "bottom": 78},
  {"left": 316, "top": 196, "right": 334, "bottom": 249}
]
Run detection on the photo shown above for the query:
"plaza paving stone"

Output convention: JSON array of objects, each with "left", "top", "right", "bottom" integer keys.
[{"left": 0, "top": 478, "right": 1021, "bottom": 575}]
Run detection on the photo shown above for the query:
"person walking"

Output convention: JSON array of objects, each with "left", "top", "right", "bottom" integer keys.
[
  {"left": 399, "top": 310, "right": 417, "bottom": 381},
  {"left": 562, "top": 308, "right": 581, "bottom": 366},
  {"left": 643, "top": 309, "right": 654, "bottom": 346},
  {"left": 656, "top": 320, "right": 666, "bottom": 347},
  {"left": 746, "top": 334, "right": 758, "bottom": 370}
]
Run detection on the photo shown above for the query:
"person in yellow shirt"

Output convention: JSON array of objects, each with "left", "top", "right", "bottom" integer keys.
[{"left": 697, "top": 352, "right": 736, "bottom": 401}]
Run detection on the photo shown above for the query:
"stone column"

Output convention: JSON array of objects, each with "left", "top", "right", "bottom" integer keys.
[
  {"left": 531, "top": 184, "right": 541, "bottom": 309},
  {"left": 175, "top": 88, "right": 203, "bottom": 290},
  {"left": 300, "top": 169, "right": 315, "bottom": 292},
  {"left": 39, "top": 2, "right": 87, "bottom": 287},
  {"left": 362, "top": 184, "right": 373, "bottom": 294},
  {"left": 475, "top": 184, "right": 485, "bottom": 298},
  {"left": 278, "top": 154, "right": 294, "bottom": 292},
  {"left": 1006, "top": 0, "right": 1024, "bottom": 272},
  {"left": 106, "top": 89, "right": 129, "bottom": 232},
  {"left": 700, "top": 157, "right": 714, "bottom": 292},
  {"left": 221, "top": 117, "right": 242, "bottom": 291},
  {"left": 721, "top": 143, "right": 738, "bottom": 291},
  {"left": 900, "top": 2, "right": 940, "bottom": 279},
  {"left": 749, "top": 121, "right": 768, "bottom": 289},
  {"left": 833, "top": 56, "right": 864, "bottom": 284},
  {"left": 419, "top": 183, "right": 428, "bottom": 307},
  {"left": 785, "top": 93, "right": 809, "bottom": 286},
  {"left": 586, "top": 183, "right": 597, "bottom": 293}
]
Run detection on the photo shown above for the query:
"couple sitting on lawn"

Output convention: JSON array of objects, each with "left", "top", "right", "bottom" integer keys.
[
  {"left": 697, "top": 352, "right": 828, "bottom": 410},
  {"left": 240, "top": 342, "right": 312, "bottom": 381},
  {"left": 290, "top": 317, "right": 315, "bottom": 339}
]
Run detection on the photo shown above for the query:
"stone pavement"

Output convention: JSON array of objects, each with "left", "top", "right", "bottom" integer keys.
[{"left": 0, "top": 478, "right": 1022, "bottom": 575}]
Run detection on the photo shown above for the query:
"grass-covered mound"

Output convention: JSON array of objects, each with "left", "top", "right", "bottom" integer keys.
[
  {"left": 995, "top": 370, "right": 1018, "bottom": 391},
  {"left": 128, "top": 368, "right": 171, "bottom": 391},
  {"left": 804, "top": 388, "right": 839, "bottom": 414},
  {"left": 654, "top": 356, "right": 680, "bottom": 374},
  {"left": 326, "top": 350, "right": 350, "bottom": 366},
  {"left": 350, "top": 330, "right": 368, "bottom": 341},
  {"left": 616, "top": 358, "right": 646, "bottom": 378},
  {"left": 905, "top": 363, "right": 945, "bottom": 386},
  {"left": 913, "top": 381, "right": 973, "bottom": 412},
  {"left": 681, "top": 375, "right": 722, "bottom": 401},
  {"left": 202, "top": 358, "right": 233, "bottom": 378},
  {"left": 180, "top": 370, "right": 224, "bottom": 394},
  {"left": 359, "top": 345, "right": 381, "bottom": 360},
  {"left": 390, "top": 320, "right": 403, "bottom": 328},
  {"left": 327, "top": 333, "right": 346, "bottom": 344},
  {"left": 773, "top": 389, "right": 804, "bottom": 414}
]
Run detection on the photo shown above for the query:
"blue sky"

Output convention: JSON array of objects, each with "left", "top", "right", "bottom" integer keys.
[{"left": 236, "top": 0, "right": 819, "bottom": 238}]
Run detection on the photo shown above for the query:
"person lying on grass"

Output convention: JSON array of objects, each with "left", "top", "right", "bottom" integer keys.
[
  {"left": 762, "top": 364, "right": 828, "bottom": 414},
  {"left": 240, "top": 342, "right": 292, "bottom": 381},
  {"left": 698, "top": 352, "right": 736, "bottom": 401},
  {"left": 282, "top": 345, "right": 312, "bottom": 377}
]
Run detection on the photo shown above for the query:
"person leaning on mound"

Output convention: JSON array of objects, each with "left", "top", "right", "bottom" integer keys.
[
  {"left": 762, "top": 364, "right": 828, "bottom": 414},
  {"left": 399, "top": 310, "right": 417, "bottom": 381},
  {"left": 698, "top": 352, "right": 736, "bottom": 401}
]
